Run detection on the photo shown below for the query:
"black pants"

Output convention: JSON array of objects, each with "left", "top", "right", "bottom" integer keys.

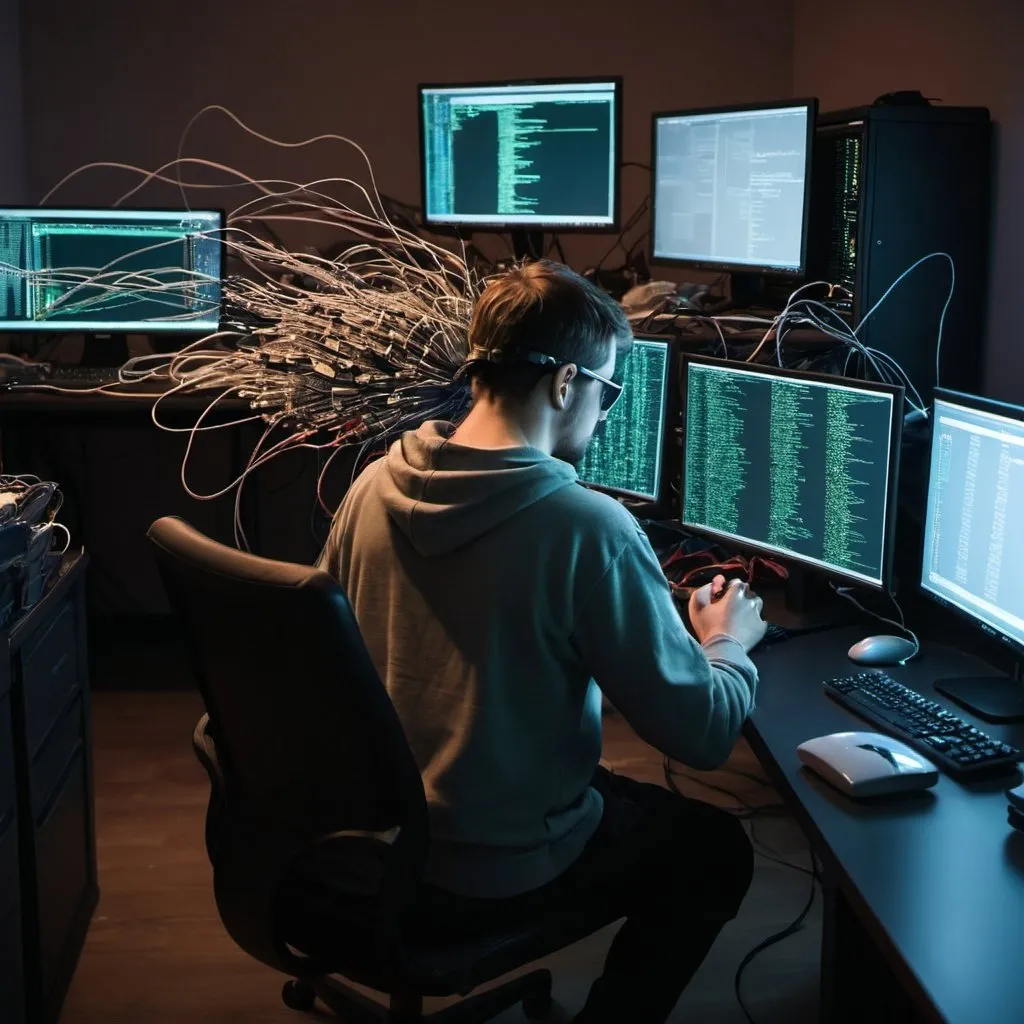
[{"left": 411, "top": 768, "right": 754, "bottom": 1024}]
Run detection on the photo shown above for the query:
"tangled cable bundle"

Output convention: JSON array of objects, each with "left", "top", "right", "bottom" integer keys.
[
  {"left": 215, "top": 231, "right": 476, "bottom": 439},
  {"left": 24, "top": 105, "right": 952, "bottom": 549},
  {"left": 31, "top": 106, "right": 492, "bottom": 544}
]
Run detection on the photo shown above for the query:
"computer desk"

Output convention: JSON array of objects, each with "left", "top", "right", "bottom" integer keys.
[
  {"left": 745, "top": 624, "right": 1024, "bottom": 1024},
  {"left": 0, "top": 382, "right": 253, "bottom": 423},
  {"left": 0, "top": 385, "right": 267, "bottom": 597}
]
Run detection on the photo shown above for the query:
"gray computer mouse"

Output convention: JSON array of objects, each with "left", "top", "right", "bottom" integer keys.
[{"left": 847, "top": 634, "right": 918, "bottom": 667}]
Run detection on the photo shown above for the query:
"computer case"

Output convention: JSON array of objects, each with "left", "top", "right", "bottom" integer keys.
[{"left": 807, "top": 104, "right": 991, "bottom": 398}]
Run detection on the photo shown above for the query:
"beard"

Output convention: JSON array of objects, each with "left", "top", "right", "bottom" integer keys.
[
  {"left": 553, "top": 442, "right": 589, "bottom": 467},
  {"left": 552, "top": 391, "right": 605, "bottom": 468},
  {"left": 553, "top": 427, "right": 600, "bottom": 469}
]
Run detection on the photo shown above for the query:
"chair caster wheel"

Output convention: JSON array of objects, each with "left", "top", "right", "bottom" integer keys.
[
  {"left": 282, "top": 979, "right": 316, "bottom": 1012},
  {"left": 522, "top": 991, "right": 552, "bottom": 1020}
]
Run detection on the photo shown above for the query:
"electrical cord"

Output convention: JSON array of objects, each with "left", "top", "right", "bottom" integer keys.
[
  {"left": 747, "top": 816, "right": 815, "bottom": 876},
  {"left": 30, "top": 107, "right": 947, "bottom": 564},
  {"left": 664, "top": 755, "right": 819, "bottom": 1022},
  {"left": 50, "top": 521, "right": 72, "bottom": 555},
  {"left": 593, "top": 195, "right": 649, "bottom": 273},
  {"left": 34, "top": 106, "right": 483, "bottom": 550},
  {"left": 717, "top": 262, "right": 942, "bottom": 420},
  {"left": 851, "top": 251, "right": 954, "bottom": 391},
  {"left": 829, "top": 583, "right": 921, "bottom": 660},
  {"left": 734, "top": 856, "right": 819, "bottom": 1024},
  {"left": 663, "top": 757, "right": 787, "bottom": 818}
]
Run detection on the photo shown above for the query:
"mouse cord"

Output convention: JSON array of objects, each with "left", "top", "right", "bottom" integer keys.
[
  {"left": 662, "top": 757, "right": 786, "bottom": 818},
  {"left": 664, "top": 757, "right": 820, "bottom": 1022},
  {"left": 734, "top": 854, "right": 819, "bottom": 1024},
  {"left": 829, "top": 583, "right": 921, "bottom": 660}
]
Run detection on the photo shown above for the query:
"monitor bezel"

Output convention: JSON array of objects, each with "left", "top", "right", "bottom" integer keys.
[
  {"left": 649, "top": 98, "right": 819, "bottom": 276},
  {"left": 919, "top": 387, "right": 1024, "bottom": 660},
  {"left": 0, "top": 206, "right": 226, "bottom": 334},
  {"left": 678, "top": 353, "right": 904, "bottom": 592},
  {"left": 578, "top": 333, "right": 676, "bottom": 507},
  {"left": 417, "top": 76, "right": 623, "bottom": 233}
]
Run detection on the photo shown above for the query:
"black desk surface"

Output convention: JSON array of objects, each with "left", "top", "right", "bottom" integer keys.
[
  {"left": 0, "top": 384, "right": 253, "bottom": 421},
  {"left": 747, "top": 626, "right": 1024, "bottom": 1024}
]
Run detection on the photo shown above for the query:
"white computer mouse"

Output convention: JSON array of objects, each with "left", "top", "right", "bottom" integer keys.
[
  {"left": 847, "top": 634, "right": 918, "bottom": 666},
  {"left": 797, "top": 731, "right": 939, "bottom": 798}
]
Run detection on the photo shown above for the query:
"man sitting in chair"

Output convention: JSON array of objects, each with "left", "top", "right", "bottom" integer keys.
[{"left": 318, "top": 260, "right": 766, "bottom": 1024}]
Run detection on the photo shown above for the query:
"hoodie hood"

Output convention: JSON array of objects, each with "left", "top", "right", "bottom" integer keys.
[{"left": 381, "top": 421, "right": 579, "bottom": 557}]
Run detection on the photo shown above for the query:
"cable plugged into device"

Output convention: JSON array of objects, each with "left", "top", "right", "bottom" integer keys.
[{"left": 830, "top": 584, "right": 922, "bottom": 666}]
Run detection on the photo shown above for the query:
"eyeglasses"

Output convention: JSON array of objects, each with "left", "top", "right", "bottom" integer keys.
[
  {"left": 502, "top": 348, "right": 624, "bottom": 413},
  {"left": 576, "top": 365, "right": 624, "bottom": 412}
]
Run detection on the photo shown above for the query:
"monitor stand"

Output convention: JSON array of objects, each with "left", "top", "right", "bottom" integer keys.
[
  {"left": 934, "top": 669, "right": 1024, "bottom": 723},
  {"left": 511, "top": 231, "right": 544, "bottom": 262},
  {"left": 763, "top": 566, "right": 855, "bottom": 634}
]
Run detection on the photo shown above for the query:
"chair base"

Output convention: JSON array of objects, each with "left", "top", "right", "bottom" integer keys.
[{"left": 283, "top": 969, "right": 554, "bottom": 1023}]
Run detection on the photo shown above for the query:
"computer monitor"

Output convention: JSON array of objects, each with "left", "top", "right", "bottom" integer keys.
[
  {"left": 578, "top": 335, "right": 672, "bottom": 503},
  {"left": 419, "top": 78, "right": 622, "bottom": 241},
  {"left": 920, "top": 389, "right": 1024, "bottom": 721},
  {"left": 680, "top": 356, "right": 902, "bottom": 590},
  {"left": 0, "top": 208, "right": 223, "bottom": 333},
  {"left": 651, "top": 99, "right": 817, "bottom": 284}
]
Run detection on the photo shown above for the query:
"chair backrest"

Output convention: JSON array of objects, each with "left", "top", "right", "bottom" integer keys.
[{"left": 147, "top": 516, "right": 429, "bottom": 971}]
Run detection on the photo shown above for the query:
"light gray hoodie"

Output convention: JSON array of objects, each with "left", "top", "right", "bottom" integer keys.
[{"left": 318, "top": 421, "right": 758, "bottom": 898}]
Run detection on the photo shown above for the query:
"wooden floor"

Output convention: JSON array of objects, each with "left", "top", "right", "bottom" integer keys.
[{"left": 61, "top": 691, "right": 820, "bottom": 1023}]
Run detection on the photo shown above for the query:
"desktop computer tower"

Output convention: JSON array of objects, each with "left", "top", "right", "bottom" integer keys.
[{"left": 807, "top": 104, "right": 991, "bottom": 398}]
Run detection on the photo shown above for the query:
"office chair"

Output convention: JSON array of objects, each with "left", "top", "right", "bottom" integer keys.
[{"left": 147, "top": 516, "right": 616, "bottom": 1023}]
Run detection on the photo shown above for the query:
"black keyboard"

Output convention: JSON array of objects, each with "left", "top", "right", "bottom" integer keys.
[
  {"left": 824, "top": 671, "right": 1021, "bottom": 778},
  {"left": 47, "top": 366, "right": 124, "bottom": 385},
  {"left": 761, "top": 623, "right": 789, "bottom": 646}
]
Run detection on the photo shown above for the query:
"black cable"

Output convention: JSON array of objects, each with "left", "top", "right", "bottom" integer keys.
[
  {"left": 665, "top": 755, "right": 818, "bottom": 1022},
  {"left": 636, "top": 295, "right": 677, "bottom": 335},
  {"left": 593, "top": 195, "right": 650, "bottom": 273},
  {"left": 734, "top": 859, "right": 819, "bottom": 1024},
  {"left": 544, "top": 234, "right": 568, "bottom": 265},
  {"left": 724, "top": 766, "right": 776, "bottom": 787},
  {"left": 663, "top": 757, "right": 786, "bottom": 818},
  {"left": 621, "top": 161, "right": 653, "bottom": 172},
  {"left": 747, "top": 816, "right": 815, "bottom": 876},
  {"left": 624, "top": 230, "right": 649, "bottom": 262}
]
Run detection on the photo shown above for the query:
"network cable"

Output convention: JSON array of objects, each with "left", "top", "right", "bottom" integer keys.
[
  {"left": 663, "top": 754, "right": 820, "bottom": 1022},
  {"left": 16, "top": 105, "right": 953, "bottom": 556},
  {"left": 18, "top": 107, "right": 493, "bottom": 547}
]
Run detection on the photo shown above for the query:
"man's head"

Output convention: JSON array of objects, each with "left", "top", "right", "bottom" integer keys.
[{"left": 462, "top": 260, "right": 632, "bottom": 465}]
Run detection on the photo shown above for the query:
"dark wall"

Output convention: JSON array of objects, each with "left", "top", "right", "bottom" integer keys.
[
  {"left": 16, "top": 0, "right": 1023, "bottom": 616},
  {"left": 19, "top": 0, "right": 796, "bottom": 272},
  {"left": 12, "top": 0, "right": 798, "bottom": 617},
  {"left": 792, "top": 0, "right": 1024, "bottom": 405},
  {"left": 0, "top": 0, "right": 25, "bottom": 202}
]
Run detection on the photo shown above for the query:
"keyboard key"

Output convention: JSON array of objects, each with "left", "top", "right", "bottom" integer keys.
[{"left": 823, "top": 672, "right": 1021, "bottom": 778}]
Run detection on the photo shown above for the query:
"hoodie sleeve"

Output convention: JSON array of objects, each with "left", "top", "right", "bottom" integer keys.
[{"left": 570, "top": 523, "right": 758, "bottom": 770}]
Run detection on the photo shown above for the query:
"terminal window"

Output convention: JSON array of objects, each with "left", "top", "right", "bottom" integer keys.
[
  {"left": 653, "top": 105, "right": 811, "bottom": 271},
  {"left": 421, "top": 81, "right": 618, "bottom": 227},
  {"left": 0, "top": 209, "right": 222, "bottom": 332},
  {"left": 921, "top": 397, "right": 1024, "bottom": 647},
  {"left": 578, "top": 338, "right": 669, "bottom": 501},
  {"left": 683, "top": 363, "right": 895, "bottom": 586}
]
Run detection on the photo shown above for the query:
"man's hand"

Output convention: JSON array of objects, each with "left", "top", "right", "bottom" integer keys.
[{"left": 689, "top": 574, "right": 767, "bottom": 652}]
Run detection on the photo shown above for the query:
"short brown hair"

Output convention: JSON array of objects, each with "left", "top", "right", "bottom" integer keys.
[{"left": 464, "top": 260, "right": 631, "bottom": 402}]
